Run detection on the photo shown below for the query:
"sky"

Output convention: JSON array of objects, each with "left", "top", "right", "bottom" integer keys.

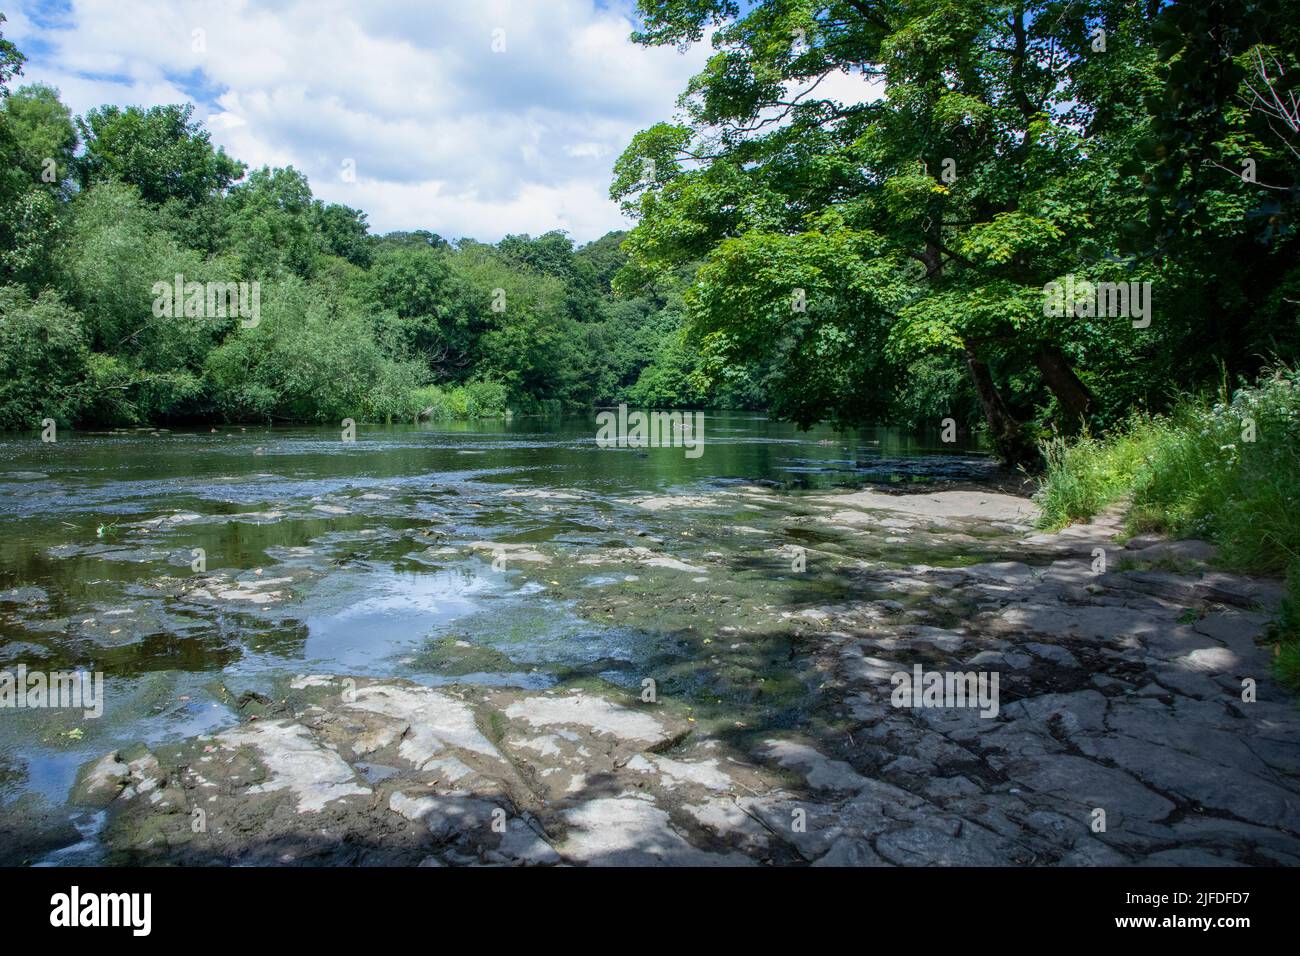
[{"left": 1, "top": 0, "right": 720, "bottom": 243}]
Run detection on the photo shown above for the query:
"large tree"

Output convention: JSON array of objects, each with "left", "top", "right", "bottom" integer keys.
[
  {"left": 613, "top": 0, "right": 1173, "bottom": 463},
  {"left": 76, "top": 103, "right": 244, "bottom": 207}
]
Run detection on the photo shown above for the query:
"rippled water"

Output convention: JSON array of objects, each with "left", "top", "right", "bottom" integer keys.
[{"left": 0, "top": 413, "right": 990, "bottom": 818}]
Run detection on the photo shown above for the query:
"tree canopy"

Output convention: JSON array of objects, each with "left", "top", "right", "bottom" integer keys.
[{"left": 612, "top": 0, "right": 1300, "bottom": 463}]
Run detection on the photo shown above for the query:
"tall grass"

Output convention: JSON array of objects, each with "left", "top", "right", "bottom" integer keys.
[{"left": 1034, "top": 367, "right": 1300, "bottom": 687}]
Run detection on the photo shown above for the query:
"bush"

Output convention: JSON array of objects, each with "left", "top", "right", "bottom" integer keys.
[
  {"left": 406, "top": 380, "right": 508, "bottom": 421},
  {"left": 79, "top": 353, "right": 205, "bottom": 427},
  {"left": 204, "top": 277, "right": 428, "bottom": 424},
  {"left": 0, "top": 285, "right": 89, "bottom": 429}
]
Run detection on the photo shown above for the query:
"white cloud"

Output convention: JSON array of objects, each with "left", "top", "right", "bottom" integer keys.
[{"left": 6, "top": 0, "right": 713, "bottom": 242}]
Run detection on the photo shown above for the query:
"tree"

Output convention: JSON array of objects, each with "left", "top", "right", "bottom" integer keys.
[
  {"left": 614, "top": 0, "right": 1171, "bottom": 464},
  {"left": 222, "top": 166, "right": 319, "bottom": 278},
  {"left": 362, "top": 243, "right": 479, "bottom": 377},
  {"left": 0, "top": 285, "right": 90, "bottom": 430},
  {"left": 0, "top": 15, "right": 23, "bottom": 95},
  {"left": 76, "top": 103, "right": 244, "bottom": 207},
  {"left": 2, "top": 83, "right": 77, "bottom": 186},
  {"left": 314, "top": 202, "right": 372, "bottom": 268},
  {"left": 0, "top": 84, "right": 78, "bottom": 289},
  {"left": 1129, "top": 0, "right": 1300, "bottom": 380}
]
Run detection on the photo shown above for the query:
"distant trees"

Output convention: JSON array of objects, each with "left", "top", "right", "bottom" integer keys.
[{"left": 0, "top": 16, "right": 734, "bottom": 430}]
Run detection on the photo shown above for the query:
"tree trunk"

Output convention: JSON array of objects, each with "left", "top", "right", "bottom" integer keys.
[
  {"left": 964, "top": 348, "right": 1039, "bottom": 468},
  {"left": 1034, "top": 345, "right": 1093, "bottom": 430}
]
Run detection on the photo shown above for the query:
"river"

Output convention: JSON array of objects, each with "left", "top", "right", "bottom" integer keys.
[
  {"left": 7, "top": 414, "right": 1291, "bottom": 868},
  {"left": 0, "top": 412, "right": 991, "bottom": 851}
]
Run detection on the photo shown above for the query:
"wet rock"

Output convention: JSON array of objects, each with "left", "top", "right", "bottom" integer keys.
[
  {"left": 502, "top": 689, "right": 684, "bottom": 748},
  {"left": 491, "top": 817, "right": 561, "bottom": 865},
  {"left": 0, "top": 794, "right": 85, "bottom": 866},
  {"left": 557, "top": 795, "right": 749, "bottom": 866},
  {"left": 1075, "top": 733, "right": 1300, "bottom": 831},
  {"left": 738, "top": 792, "right": 894, "bottom": 861},
  {"left": 758, "top": 739, "right": 869, "bottom": 792},
  {"left": 33, "top": 480, "right": 1300, "bottom": 868},
  {"left": 1124, "top": 540, "right": 1218, "bottom": 564},
  {"left": 810, "top": 489, "right": 1037, "bottom": 523},
  {"left": 682, "top": 797, "right": 771, "bottom": 855},
  {"left": 1023, "top": 642, "right": 1081, "bottom": 667},
  {"left": 219, "top": 720, "right": 371, "bottom": 812},
  {"left": 388, "top": 790, "right": 499, "bottom": 842},
  {"left": 1001, "top": 690, "right": 1108, "bottom": 736},
  {"left": 467, "top": 541, "right": 550, "bottom": 564},
  {"left": 812, "top": 838, "right": 890, "bottom": 867},
  {"left": 625, "top": 754, "right": 732, "bottom": 791},
  {"left": 345, "top": 682, "right": 502, "bottom": 767},
  {"left": 1004, "top": 754, "right": 1176, "bottom": 824},
  {"left": 1193, "top": 573, "right": 1286, "bottom": 609},
  {"left": 71, "top": 753, "right": 131, "bottom": 807}
]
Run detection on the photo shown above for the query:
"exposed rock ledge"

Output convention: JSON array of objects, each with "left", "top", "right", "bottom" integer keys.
[{"left": 66, "top": 506, "right": 1300, "bottom": 867}]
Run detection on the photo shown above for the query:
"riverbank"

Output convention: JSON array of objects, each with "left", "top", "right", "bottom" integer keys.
[
  {"left": 1034, "top": 367, "right": 1300, "bottom": 690},
  {"left": 9, "top": 477, "right": 1297, "bottom": 867}
]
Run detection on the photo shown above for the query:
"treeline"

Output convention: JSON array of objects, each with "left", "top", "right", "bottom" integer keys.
[
  {"left": 0, "top": 19, "right": 765, "bottom": 432},
  {"left": 611, "top": 0, "right": 1300, "bottom": 465}
]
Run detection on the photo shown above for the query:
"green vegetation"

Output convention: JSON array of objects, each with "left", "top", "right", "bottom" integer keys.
[
  {"left": 1035, "top": 368, "right": 1300, "bottom": 685},
  {"left": 7, "top": 4, "right": 1294, "bottom": 445},
  {"left": 0, "top": 14, "right": 754, "bottom": 430},
  {"left": 612, "top": 0, "right": 1299, "bottom": 464}
]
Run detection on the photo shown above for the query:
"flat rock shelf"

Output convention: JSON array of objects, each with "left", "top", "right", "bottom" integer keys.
[{"left": 35, "top": 487, "right": 1300, "bottom": 867}]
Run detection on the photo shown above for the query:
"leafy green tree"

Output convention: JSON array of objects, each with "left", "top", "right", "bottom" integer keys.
[
  {"left": 0, "top": 14, "right": 24, "bottom": 94},
  {"left": 361, "top": 243, "right": 481, "bottom": 377},
  {"left": 373, "top": 229, "right": 448, "bottom": 252},
  {"left": 222, "top": 166, "right": 320, "bottom": 278},
  {"left": 204, "top": 276, "right": 427, "bottom": 423},
  {"left": 76, "top": 103, "right": 244, "bottom": 207},
  {"left": 314, "top": 202, "right": 372, "bottom": 268},
  {"left": 0, "top": 83, "right": 77, "bottom": 289},
  {"left": 0, "top": 285, "right": 90, "bottom": 429},
  {"left": 1130, "top": 0, "right": 1300, "bottom": 382},
  {"left": 450, "top": 242, "right": 591, "bottom": 407},
  {"left": 2, "top": 83, "right": 77, "bottom": 186},
  {"left": 614, "top": 0, "right": 1173, "bottom": 463},
  {"left": 59, "top": 182, "right": 231, "bottom": 422}
]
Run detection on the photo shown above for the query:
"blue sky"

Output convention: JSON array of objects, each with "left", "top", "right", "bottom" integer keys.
[{"left": 2, "top": 0, "right": 715, "bottom": 242}]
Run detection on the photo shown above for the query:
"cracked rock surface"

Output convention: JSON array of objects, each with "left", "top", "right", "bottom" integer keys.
[{"left": 67, "top": 497, "right": 1300, "bottom": 866}]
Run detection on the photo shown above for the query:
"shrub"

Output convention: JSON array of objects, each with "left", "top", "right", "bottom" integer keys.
[
  {"left": 0, "top": 285, "right": 89, "bottom": 429},
  {"left": 406, "top": 380, "right": 508, "bottom": 421}
]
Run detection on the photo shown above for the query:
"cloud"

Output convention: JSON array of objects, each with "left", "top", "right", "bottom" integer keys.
[{"left": 5, "top": 0, "right": 714, "bottom": 242}]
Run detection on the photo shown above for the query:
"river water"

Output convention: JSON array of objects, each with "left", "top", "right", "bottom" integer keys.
[{"left": 0, "top": 412, "right": 993, "bottom": 842}]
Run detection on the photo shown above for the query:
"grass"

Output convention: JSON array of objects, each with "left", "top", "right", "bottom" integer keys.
[{"left": 1034, "top": 366, "right": 1300, "bottom": 688}]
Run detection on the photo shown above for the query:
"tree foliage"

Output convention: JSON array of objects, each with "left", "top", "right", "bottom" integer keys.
[{"left": 613, "top": 0, "right": 1300, "bottom": 462}]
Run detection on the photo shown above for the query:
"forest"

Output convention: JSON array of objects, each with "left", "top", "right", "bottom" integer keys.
[
  {"left": 0, "top": 19, "right": 766, "bottom": 431},
  {"left": 2, "top": 3, "right": 1297, "bottom": 456}
]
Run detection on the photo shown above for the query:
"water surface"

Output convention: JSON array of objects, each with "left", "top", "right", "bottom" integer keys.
[{"left": 0, "top": 413, "right": 990, "bottom": 817}]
